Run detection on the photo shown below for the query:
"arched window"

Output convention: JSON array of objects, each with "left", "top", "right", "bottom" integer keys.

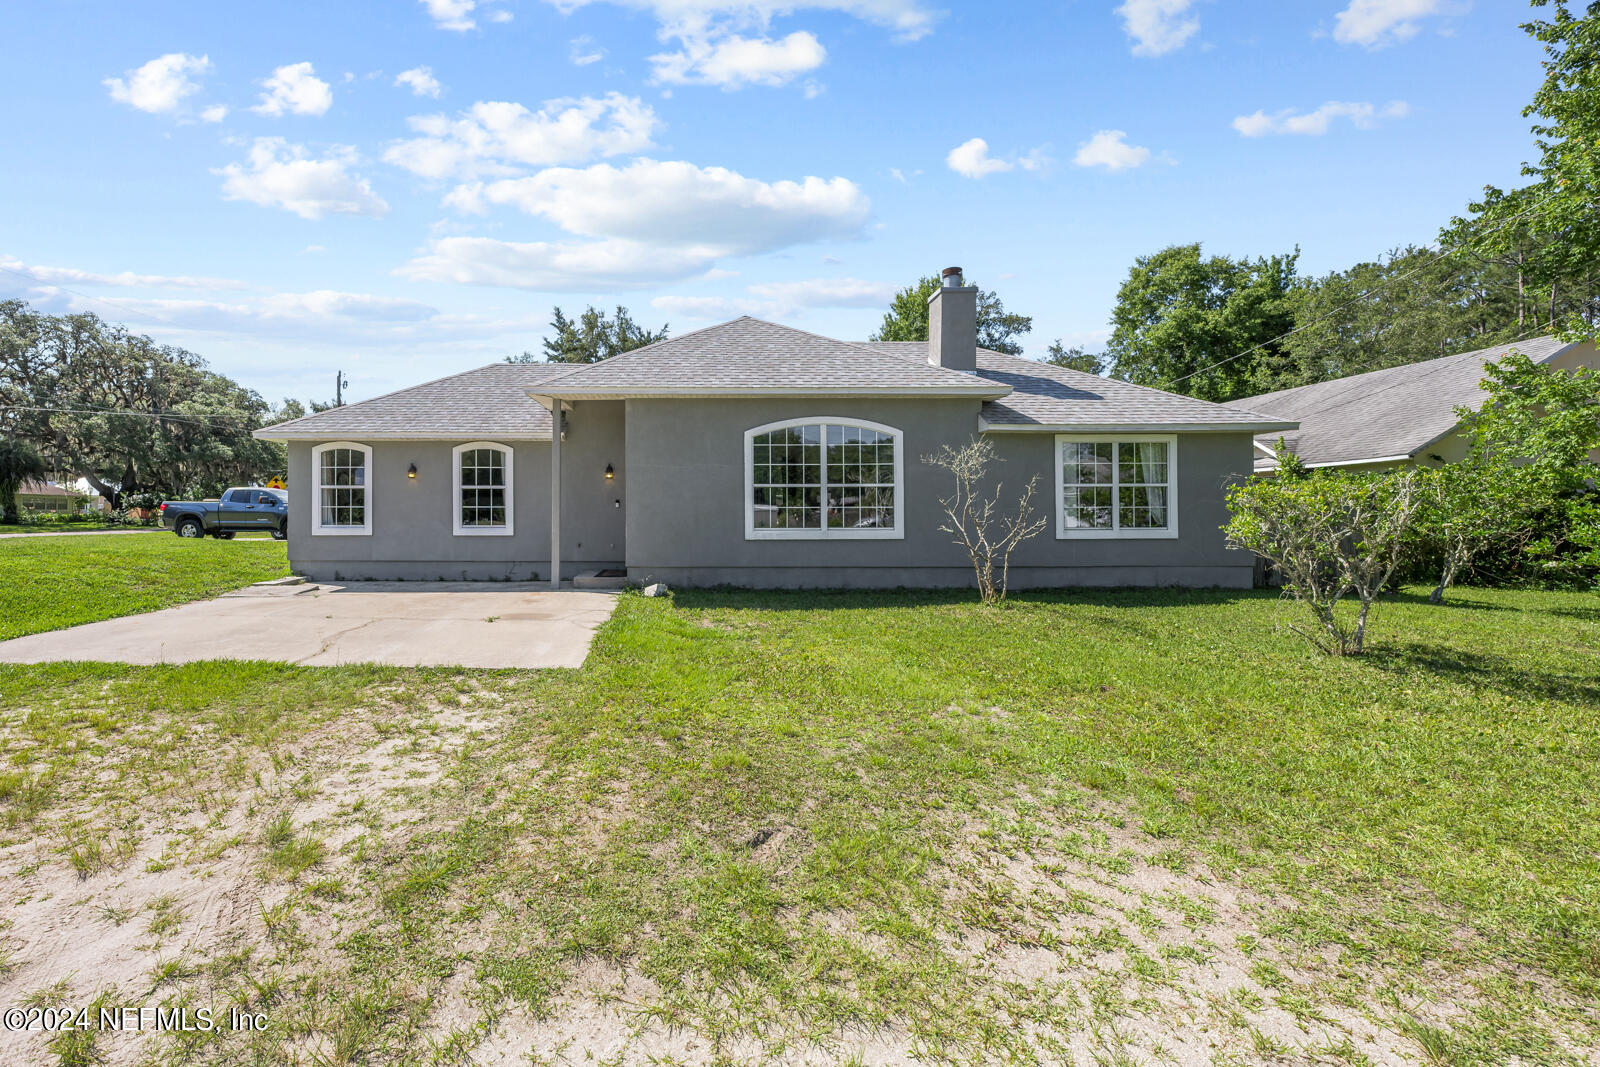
[
  {"left": 453, "top": 442, "right": 514, "bottom": 536},
  {"left": 312, "top": 442, "right": 372, "bottom": 536},
  {"left": 744, "top": 418, "right": 903, "bottom": 540}
]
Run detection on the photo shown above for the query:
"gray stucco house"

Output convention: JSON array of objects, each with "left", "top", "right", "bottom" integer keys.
[{"left": 257, "top": 269, "right": 1295, "bottom": 589}]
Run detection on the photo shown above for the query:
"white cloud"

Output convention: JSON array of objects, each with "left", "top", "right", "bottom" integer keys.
[
  {"left": 1333, "top": 0, "right": 1450, "bottom": 48},
  {"left": 1072, "top": 130, "right": 1151, "bottom": 171},
  {"left": 447, "top": 158, "right": 870, "bottom": 253},
  {"left": 200, "top": 104, "right": 228, "bottom": 123},
  {"left": 1232, "top": 100, "right": 1408, "bottom": 137},
  {"left": 649, "top": 276, "right": 895, "bottom": 321},
  {"left": 421, "top": 0, "right": 478, "bottom": 30},
  {"left": 1115, "top": 0, "right": 1199, "bottom": 57},
  {"left": 746, "top": 276, "right": 895, "bottom": 308},
  {"left": 0, "top": 255, "right": 246, "bottom": 291},
  {"left": 488, "top": 8, "right": 514, "bottom": 21},
  {"left": 651, "top": 31, "right": 826, "bottom": 88},
  {"left": 253, "top": 62, "right": 333, "bottom": 117},
  {"left": 395, "top": 66, "right": 443, "bottom": 98},
  {"left": 215, "top": 138, "right": 389, "bottom": 219},
  {"left": 570, "top": 36, "right": 607, "bottom": 65},
  {"left": 384, "top": 94, "right": 659, "bottom": 180},
  {"left": 104, "top": 53, "right": 212, "bottom": 114},
  {"left": 398, "top": 237, "right": 724, "bottom": 290},
  {"left": 947, "top": 138, "right": 1039, "bottom": 179},
  {"left": 541, "top": 0, "right": 937, "bottom": 42},
  {"left": 404, "top": 158, "right": 870, "bottom": 290},
  {"left": 947, "top": 138, "right": 1009, "bottom": 178}
]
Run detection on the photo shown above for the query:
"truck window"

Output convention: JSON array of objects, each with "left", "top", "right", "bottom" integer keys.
[
  {"left": 225, "top": 489, "right": 247, "bottom": 503},
  {"left": 257, "top": 493, "right": 278, "bottom": 506}
]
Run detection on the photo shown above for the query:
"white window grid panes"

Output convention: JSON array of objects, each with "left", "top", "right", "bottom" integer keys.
[
  {"left": 459, "top": 447, "right": 508, "bottom": 528},
  {"left": 1055, "top": 436, "right": 1176, "bottom": 538},
  {"left": 318, "top": 447, "right": 366, "bottom": 529},
  {"left": 747, "top": 419, "right": 902, "bottom": 539}
]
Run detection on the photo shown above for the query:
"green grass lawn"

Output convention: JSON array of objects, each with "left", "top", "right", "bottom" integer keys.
[
  {"left": 0, "top": 532, "right": 288, "bottom": 639},
  {"left": 0, "top": 561, "right": 1596, "bottom": 1063},
  {"left": 0, "top": 521, "right": 133, "bottom": 534}
]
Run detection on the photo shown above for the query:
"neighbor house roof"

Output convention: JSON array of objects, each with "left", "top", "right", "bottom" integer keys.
[
  {"left": 1223, "top": 335, "right": 1578, "bottom": 471},
  {"left": 861, "top": 342, "right": 1297, "bottom": 432},
  {"left": 18, "top": 480, "right": 74, "bottom": 498},
  {"left": 529, "top": 317, "right": 1007, "bottom": 398},
  {"left": 256, "top": 315, "right": 1293, "bottom": 440},
  {"left": 257, "top": 362, "right": 570, "bottom": 440}
]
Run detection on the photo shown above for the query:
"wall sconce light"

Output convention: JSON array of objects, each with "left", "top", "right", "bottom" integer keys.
[
  {"left": 407, "top": 464, "right": 418, "bottom": 479},
  {"left": 604, "top": 463, "right": 615, "bottom": 480}
]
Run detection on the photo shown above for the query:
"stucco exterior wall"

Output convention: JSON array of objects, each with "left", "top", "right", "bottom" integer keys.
[
  {"left": 623, "top": 397, "right": 1257, "bottom": 589},
  {"left": 285, "top": 399, "right": 627, "bottom": 582}
]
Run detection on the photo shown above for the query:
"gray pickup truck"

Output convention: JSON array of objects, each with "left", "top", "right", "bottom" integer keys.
[{"left": 160, "top": 487, "right": 289, "bottom": 540}]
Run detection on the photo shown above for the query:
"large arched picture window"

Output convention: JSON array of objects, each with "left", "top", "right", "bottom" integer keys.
[
  {"left": 312, "top": 442, "right": 372, "bottom": 536},
  {"left": 453, "top": 442, "right": 514, "bottom": 536},
  {"left": 744, "top": 418, "right": 903, "bottom": 540}
]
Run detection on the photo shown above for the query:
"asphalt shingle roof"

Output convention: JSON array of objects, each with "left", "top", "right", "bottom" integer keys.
[
  {"left": 1223, "top": 335, "right": 1577, "bottom": 468},
  {"left": 860, "top": 342, "right": 1295, "bottom": 430},
  {"left": 533, "top": 317, "right": 1004, "bottom": 395},
  {"left": 257, "top": 317, "right": 1299, "bottom": 439},
  {"left": 257, "top": 362, "right": 569, "bottom": 439}
]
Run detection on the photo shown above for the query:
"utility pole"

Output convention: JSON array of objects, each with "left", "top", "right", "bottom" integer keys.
[{"left": 335, "top": 370, "right": 349, "bottom": 407}]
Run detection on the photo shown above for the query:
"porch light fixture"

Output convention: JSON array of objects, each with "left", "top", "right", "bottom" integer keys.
[
  {"left": 407, "top": 463, "right": 417, "bottom": 479},
  {"left": 604, "top": 463, "right": 614, "bottom": 480}
]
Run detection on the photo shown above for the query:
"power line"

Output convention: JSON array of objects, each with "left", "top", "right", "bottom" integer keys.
[{"left": 1165, "top": 186, "right": 1567, "bottom": 388}]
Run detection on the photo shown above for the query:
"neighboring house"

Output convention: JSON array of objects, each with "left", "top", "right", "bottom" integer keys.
[
  {"left": 255, "top": 269, "right": 1294, "bottom": 589},
  {"left": 18, "top": 480, "right": 98, "bottom": 515},
  {"left": 1226, "top": 335, "right": 1600, "bottom": 474}
]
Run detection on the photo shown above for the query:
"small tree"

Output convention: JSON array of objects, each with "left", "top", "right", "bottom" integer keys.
[
  {"left": 0, "top": 437, "right": 47, "bottom": 524},
  {"left": 1414, "top": 463, "right": 1525, "bottom": 604},
  {"left": 1225, "top": 467, "right": 1422, "bottom": 655},
  {"left": 1413, "top": 351, "right": 1600, "bottom": 596},
  {"left": 926, "top": 439, "right": 1047, "bottom": 604}
]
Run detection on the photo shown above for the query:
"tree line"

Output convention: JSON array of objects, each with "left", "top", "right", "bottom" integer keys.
[{"left": 0, "top": 300, "right": 322, "bottom": 516}]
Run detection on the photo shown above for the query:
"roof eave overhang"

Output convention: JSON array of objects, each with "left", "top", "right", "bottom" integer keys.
[
  {"left": 255, "top": 431, "right": 551, "bottom": 442},
  {"left": 1254, "top": 452, "right": 1417, "bottom": 472},
  {"left": 531, "top": 386, "right": 1010, "bottom": 401},
  {"left": 980, "top": 419, "right": 1300, "bottom": 434}
]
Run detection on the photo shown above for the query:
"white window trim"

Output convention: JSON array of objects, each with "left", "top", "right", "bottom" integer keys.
[
  {"left": 452, "top": 441, "right": 515, "bottom": 537},
  {"left": 744, "top": 417, "right": 905, "bottom": 541},
  {"left": 311, "top": 441, "right": 373, "bottom": 537},
  {"left": 1054, "top": 433, "right": 1179, "bottom": 540}
]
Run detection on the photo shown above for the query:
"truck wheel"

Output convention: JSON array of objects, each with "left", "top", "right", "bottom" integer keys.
[
  {"left": 214, "top": 531, "right": 236, "bottom": 540},
  {"left": 176, "top": 518, "right": 203, "bottom": 538},
  {"left": 271, "top": 523, "right": 287, "bottom": 541}
]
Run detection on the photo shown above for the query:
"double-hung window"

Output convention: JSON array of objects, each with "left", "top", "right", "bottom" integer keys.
[
  {"left": 312, "top": 442, "right": 372, "bottom": 536},
  {"left": 745, "top": 418, "right": 903, "bottom": 539},
  {"left": 453, "top": 442, "right": 514, "bottom": 536},
  {"left": 1055, "top": 434, "right": 1178, "bottom": 539}
]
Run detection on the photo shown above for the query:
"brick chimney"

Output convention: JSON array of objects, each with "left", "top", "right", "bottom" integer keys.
[{"left": 927, "top": 266, "right": 977, "bottom": 372}]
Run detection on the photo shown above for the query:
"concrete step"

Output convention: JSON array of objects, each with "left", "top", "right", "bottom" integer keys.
[{"left": 571, "top": 570, "right": 628, "bottom": 591}]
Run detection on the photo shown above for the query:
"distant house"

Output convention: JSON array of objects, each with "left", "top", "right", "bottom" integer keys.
[
  {"left": 17, "top": 480, "right": 100, "bottom": 515},
  {"left": 256, "top": 266, "right": 1295, "bottom": 590},
  {"left": 1226, "top": 336, "right": 1600, "bottom": 474}
]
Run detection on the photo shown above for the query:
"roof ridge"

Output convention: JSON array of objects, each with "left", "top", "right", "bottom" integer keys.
[{"left": 529, "top": 316, "right": 761, "bottom": 389}]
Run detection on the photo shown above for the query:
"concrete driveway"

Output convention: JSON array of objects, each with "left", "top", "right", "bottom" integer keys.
[{"left": 0, "top": 582, "right": 618, "bottom": 668}]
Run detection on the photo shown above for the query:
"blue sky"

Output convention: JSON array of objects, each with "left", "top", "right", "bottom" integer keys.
[{"left": 0, "top": 0, "right": 1547, "bottom": 406}]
